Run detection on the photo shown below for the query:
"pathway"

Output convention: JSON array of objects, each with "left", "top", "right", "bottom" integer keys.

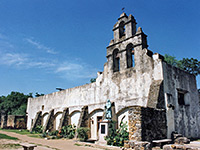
[{"left": 0, "top": 130, "right": 120, "bottom": 150}]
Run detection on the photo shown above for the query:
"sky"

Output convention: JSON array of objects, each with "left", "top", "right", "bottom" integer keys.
[{"left": 0, "top": 0, "right": 199, "bottom": 96}]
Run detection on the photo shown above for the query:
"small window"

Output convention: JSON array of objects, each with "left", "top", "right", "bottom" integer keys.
[
  {"left": 101, "top": 125, "right": 105, "bottom": 134},
  {"left": 167, "top": 93, "right": 172, "bottom": 104},
  {"left": 178, "top": 92, "right": 185, "bottom": 105},
  {"left": 113, "top": 49, "right": 120, "bottom": 72},
  {"left": 119, "top": 21, "right": 125, "bottom": 38},
  {"left": 126, "top": 43, "right": 135, "bottom": 68}
]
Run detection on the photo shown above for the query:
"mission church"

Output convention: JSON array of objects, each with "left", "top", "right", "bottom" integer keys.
[{"left": 27, "top": 13, "right": 200, "bottom": 141}]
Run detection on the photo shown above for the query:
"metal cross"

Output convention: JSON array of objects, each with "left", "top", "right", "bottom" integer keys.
[{"left": 122, "top": 7, "right": 125, "bottom": 13}]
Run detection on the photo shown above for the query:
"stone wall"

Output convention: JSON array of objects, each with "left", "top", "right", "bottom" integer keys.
[
  {"left": 0, "top": 115, "right": 7, "bottom": 129},
  {"left": 0, "top": 115, "right": 27, "bottom": 129},
  {"left": 163, "top": 62, "right": 200, "bottom": 138},
  {"left": 128, "top": 106, "right": 167, "bottom": 142}
]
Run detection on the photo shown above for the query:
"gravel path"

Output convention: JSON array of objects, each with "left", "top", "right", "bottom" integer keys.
[{"left": 0, "top": 130, "right": 120, "bottom": 150}]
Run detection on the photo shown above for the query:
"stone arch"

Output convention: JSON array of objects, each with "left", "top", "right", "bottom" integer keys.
[
  {"left": 69, "top": 110, "right": 81, "bottom": 127},
  {"left": 41, "top": 112, "right": 49, "bottom": 127},
  {"left": 113, "top": 49, "right": 120, "bottom": 72},
  {"left": 119, "top": 21, "right": 125, "bottom": 38},
  {"left": 89, "top": 108, "right": 104, "bottom": 117},
  {"left": 126, "top": 43, "right": 134, "bottom": 68},
  {"left": 53, "top": 111, "right": 62, "bottom": 130},
  {"left": 116, "top": 107, "right": 129, "bottom": 129},
  {"left": 89, "top": 108, "right": 104, "bottom": 140}
]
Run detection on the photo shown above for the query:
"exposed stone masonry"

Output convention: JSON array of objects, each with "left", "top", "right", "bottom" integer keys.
[{"left": 128, "top": 106, "right": 167, "bottom": 142}]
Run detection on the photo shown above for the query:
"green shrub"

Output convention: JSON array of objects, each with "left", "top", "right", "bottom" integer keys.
[
  {"left": 60, "top": 125, "right": 76, "bottom": 139},
  {"left": 105, "top": 121, "right": 129, "bottom": 146},
  {"left": 40, "top": 132, "right": 47, "bottom": 138},
  {"left": 77, "top": 127, "right": 89, "bottom": 141},
  {"left": 48, "top": 130, "right": 59, "bottom": 136},
  {"left": 31, "top": 125, "right": 43, "bottom": 134}
]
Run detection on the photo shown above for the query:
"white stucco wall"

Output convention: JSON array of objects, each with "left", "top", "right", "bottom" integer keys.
[
  {"left": 55, "top": 113, "right": 62, "bottom": 130},
  {"left": 90, "top": 110, "right": 103, "bottom": 140},
  {"left": 70, "top": 112, "right": 81, "bottom": 127},
  {"left": 42, "top": 114, "right": 48, "bottom": 126},
  {"left": 117, "top": 108, "right": 129, "bottom": 131}
]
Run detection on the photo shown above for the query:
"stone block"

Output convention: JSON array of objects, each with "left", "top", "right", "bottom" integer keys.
[
  {"left": 163, "top": 145, "right": 173, "bottom": 150},
  {"left": 174, "top": 137, "right": 190, "bottom": 145}
]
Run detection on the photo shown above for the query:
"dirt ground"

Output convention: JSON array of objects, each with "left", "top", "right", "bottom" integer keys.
[
  {"left": 1, "top": 130, "right": 199, "bottom": 150},
  {"left": 0, "top": 130, "right": 120, "bottom": 150}
]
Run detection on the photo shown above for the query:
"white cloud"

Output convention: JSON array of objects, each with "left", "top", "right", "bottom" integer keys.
[
  {"left": 55, "top": 61, "right": 97, "bottom": 79},
  {"left": 0, "top": 33, "right": 98, "bottom": 81},
  {"left": 0, "top": 53, "right": 28, "bottom": 66},
  {"left": 27, "top": 61, "right": 56, "bottom": 68},
  {"left": 25, "top": 38, "right": 57, "bottom": 54},
  {"left": 0, "top": 52, "right": 55, "bottom": 69}
]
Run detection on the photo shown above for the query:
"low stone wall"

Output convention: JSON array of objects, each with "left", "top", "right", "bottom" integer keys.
[
  {"left": 0, "top": 115, "right": 7, "bottom": 128},
  {"left": 7, "top": 115, "right": 27, "bottom": 129},
  {"left": 128, "top": 106, "right": 167, "bottom": 142},
  {"left": 163, "top": 144, "right": 200, "bottom": 150}
]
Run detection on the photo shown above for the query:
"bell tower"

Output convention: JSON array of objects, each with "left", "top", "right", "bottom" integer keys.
[
  {"left": 106, "top": 13, "right": 148, "bottom": 73},
  {"left": 112, "top": 13, "right": 137, "bottom": 42}
]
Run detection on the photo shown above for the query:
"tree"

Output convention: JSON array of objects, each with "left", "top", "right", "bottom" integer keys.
[
  {"left": 164, "top": 54, "right": 200, "bottom": 76},
  {"left": 0, "top": 92, "right": 33, "bottom": 115},
  {"left": 164, "top": 54, "right": 178, "bottom": 67},
  {"left": 35, "top": 92, "right": 44, "bottom": 97},
  {"left": 177, "top": 58, "right": 200, "bottom": 76},
  {"left": 90, "top": 78, "right": 96, "bottom": 83}
]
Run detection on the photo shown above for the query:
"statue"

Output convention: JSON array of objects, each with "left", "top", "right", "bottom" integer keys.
[{"left": 104, "top": 99, "right": 112, "bottom": 120}]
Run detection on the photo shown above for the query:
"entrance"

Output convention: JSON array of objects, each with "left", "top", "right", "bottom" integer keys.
[{"left": 97, "top": 116, "right": 102, "bottom": 137}]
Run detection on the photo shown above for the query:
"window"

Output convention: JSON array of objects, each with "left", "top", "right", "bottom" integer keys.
[
  {"left": 101, "top": 125, "right": 105, "bottom": 134},
  {"left": 178, "top": 92, "right": 185, "bottom": 105},
  {"left": 126, "top": 43, "right": 135, "bottom": 68},
  {"left": 113, "top": 49, "right": 120, "bottom": 72},
  {"left": 166, "top": 93, "right": 174, "bottom": 109},
  {"left": 119, "top": 21, "right": 125, "bottom": 38}
]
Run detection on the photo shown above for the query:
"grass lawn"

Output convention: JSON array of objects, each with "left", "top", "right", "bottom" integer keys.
[
  {"left": 0, "top": 128, "right": 30, "bottom": 135},
  {"left": 0, "top": 128, "right": 41, "bottom": 138},
  {"left": 0, "top": 143, "right": 21, "bottom": 149},
  {"left": 0, "top": 133, "right": 19, "bottom": 140}
]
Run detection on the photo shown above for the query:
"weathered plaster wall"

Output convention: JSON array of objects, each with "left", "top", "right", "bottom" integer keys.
[
  {"left": 89, "top": 110, "right": 103, "bottom": 140},
  {"left": 42, "top": 113, "right": 48, "bottom": 126},
  {"left": 163, "top": 62, "right": 200, "bottom": 138},
  {"left": 55, "top": 113, "right": 62, "bottom": 130},
  {"left": 70, "top": 111, "right": 80, "bottom": 127},
  {"left": 27, "top": 42, "right": 163, "bottom": 131},
  {"left": 117, "top": 108, "right": 129, "bottom": 129}
]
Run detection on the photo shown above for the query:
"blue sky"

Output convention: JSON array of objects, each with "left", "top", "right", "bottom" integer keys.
[{"left": 0, "top": 0, "right": 199, "bottom": 96}]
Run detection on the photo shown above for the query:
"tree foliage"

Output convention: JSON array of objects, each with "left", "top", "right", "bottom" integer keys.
[
  {"left": 90, "top": 78, "right": 96, "bottom": 83},
  {"left": 35, "top": 92, "right": 44, "bottom": 97},
  {"left": 164, "top": 54, "right": 200, "bottom": 76},
  {"left": 164, "top": 54, "right": 178, "bottom": 67},
  {"left": 0, "top": 92, "right": 33, "bottom": 115}
]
